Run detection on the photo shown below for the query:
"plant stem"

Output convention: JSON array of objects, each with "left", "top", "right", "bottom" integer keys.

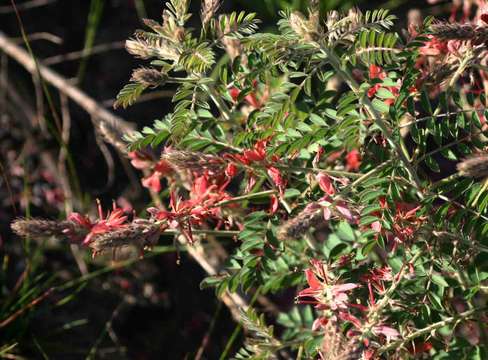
[
  {"left": 201, "top": 82, "right": 232, "bottom": 121},
  {"left": 359, "top": 251, "right": 422, "bottom": 340},
  {"left": 217, "top": 189, "right": 277, "bottom": 207},
  {"left": 378, "top": 307, "right": 487, "bottom": 354},
  {"left": 273, "top": 164, "right": 362, "bottom": 178},
  {"left": 162, "top": 229, "right": 240, "bottom": 237}
]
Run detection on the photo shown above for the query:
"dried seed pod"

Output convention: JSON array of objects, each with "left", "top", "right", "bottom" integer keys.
[
  {"left": 457, "top": 154, "right": 488, "bottom": 179},
  {"left": 11, "top": 218, "right": 87, "bottom": 241},
  {"left": 131, "top": 67, "right": 168, "bottom": 88},
  {"left": 431, "top": 22, "right": 488, "bottom": 44},
  {"left": 162, "top": 150, "right": 227, "bottom": 175},
  {"left": 88, "top": 221, "right": 161, "bottom": 254},
  {"left": 277, "top": 203, "right": 325, "bottom": 241}
]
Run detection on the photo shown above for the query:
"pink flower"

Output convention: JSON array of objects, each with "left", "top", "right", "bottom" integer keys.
[
  {"left": 458, "top": 321, "right": 481, "bottom": 346},
  {"left": 128, "top": 151, "right": 153, "bottom": 170},
  {"left": 267, "top": 166, "right": 286, "bottom": 195},
  {"left": 65, "top": 213, "right": 93, "bottom": 242},
  {"left": 297, "top": 260, "right": 359, "bottom": 311},
  {"left": 335, "top": 201, "right": 355, "bottom": 223},
  {"left": 313, "top": 146, "right": 324, "bottom": 168},
  {"left": 316, "top": 173, "right": 336, "bottom": 195},
  {"left": 371, "top": 220, "right": 382, "bottom": 233},
  {"left": 142, "top": 172, "right": 162, "bottom": 193},
  {"left": 372, "top": 325, "right": 400, "bottom": 342},
  {"left": 312, "top": 317, "right": 328, "bottom": 331}
]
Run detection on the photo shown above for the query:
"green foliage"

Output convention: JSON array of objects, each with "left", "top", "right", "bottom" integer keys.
[
  {"left": 233, "top": 308, "right": 281, "bottom": 359},
  {"left": 93, "top": 0, "right": 488, "bottom": 358},
  {"left": 114, "top": 82, "right": 147, "bottom": 109}
]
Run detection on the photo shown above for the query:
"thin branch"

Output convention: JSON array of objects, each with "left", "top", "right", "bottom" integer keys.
[
  {"left": 399, "top": 109, "right": 487, "bottom": 129},
  {"left": 43, "top": 41, "right": 124, "bottom": 65},
  {"left": 0, "top": 30, "right": 135, "bottom": 134},
  {"left": 11, "top": 32, "right": 63, "bottom": 45},
  {"left": 0, "top": 0, "right": 56, "bottom": 14},
  {"left": 378, "top": 307, "right": 487, "bottom": 354}
]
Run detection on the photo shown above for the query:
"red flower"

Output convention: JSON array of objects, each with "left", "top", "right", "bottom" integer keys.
[
  {"left": 148, "top": 174, "right": 230, "bottom": 243},
  {"left": 65, "top": 213, "right": 93, "bottom": 242},
  {"left": 361, "top": 267, "right": 393, "bottom": 304},
  {"left": 68, "top": 213, "right": 93, "bottom": 229},
  {"left": 142, "top": 172, "right": 163, "bottom": 193},
  {"left": 369, "top": 64, "right": 386, "bottom": 80},
  {"left": 141, "top": 159, "right": 173, "bottom": 193},
  {"left": 228, "top": 85, "right": 264, "bottom": 108},
  {"left": 367, "top": 64, "right": 400, "bottom": 106},
  {"left": 225, "top": 163, "right": 237, "bottom": 178},
  {"left": 408, "top": 342, "right": 433, "bottom": 355},
  {"left": 229, "top": 87, "right": 240, "bottom": 102},
  {"left": 345, "top": 149, "right": 361, "bottom": 171},
  {"left": 316, "top": 173, "right": 336, "bottom": 195},
  {"left": 419, "top": 35, "right": 447, "bottom": 56},
  {"left": 68, "top": 202, "right": 128, "bottom": 246},
  {"left": 267, "top": 166, "right": 286, "bottom": 195},
  {"left": 243, "top": 140, "right": 267, "bottom": 162}
]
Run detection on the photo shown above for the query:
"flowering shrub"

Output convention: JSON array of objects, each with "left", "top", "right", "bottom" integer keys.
[{"left": 12, "top": 0, "right": 488, "bottom": 358}]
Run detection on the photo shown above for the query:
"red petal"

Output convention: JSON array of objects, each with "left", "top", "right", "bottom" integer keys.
[
  {"left": 269, "top": 195, "right": 279, "bottom": 214},
  {"left": 142, "top": 172, "right": 162, "bottom": 193},
  {"left": 316, "top": 173, "right": 335, "bottom": 195},
  {"left": 267, "top": 166, "right": 286, "bottom": 193},
  {"left": 229, "top": 87, "right": 240, "bottom": 101},
  {"left": 304, "top": 269, "right": 321, "bottom": 289},
  {"left": 345, "top": 149, "right": 361, "bottom": 171}
]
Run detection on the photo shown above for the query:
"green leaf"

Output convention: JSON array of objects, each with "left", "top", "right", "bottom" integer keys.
[
  {"left": 336, "top": 222, "right": 356, "bottom": 242},
  {"left": 425, "top": 156, "right": 440, "bottom": 172},
  {"left": 372, "top": 98, "right": 390, "bottom": 113},
  {"left": 431, "top": 274, "right": 449, "bottom": 288},
  {"left": 114, "top": 82, "right": 147, "bottom": 109}
]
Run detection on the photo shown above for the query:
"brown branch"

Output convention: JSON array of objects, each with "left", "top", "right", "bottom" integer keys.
[
  {"left": 43, "top": 41, "right": 125, "bottom": 65},
  {"left": 0, "top": 0, "right": 56, "bottom": 14},
  {"left": 0, "top": 30, "right": 134, "bottom": 135}
]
